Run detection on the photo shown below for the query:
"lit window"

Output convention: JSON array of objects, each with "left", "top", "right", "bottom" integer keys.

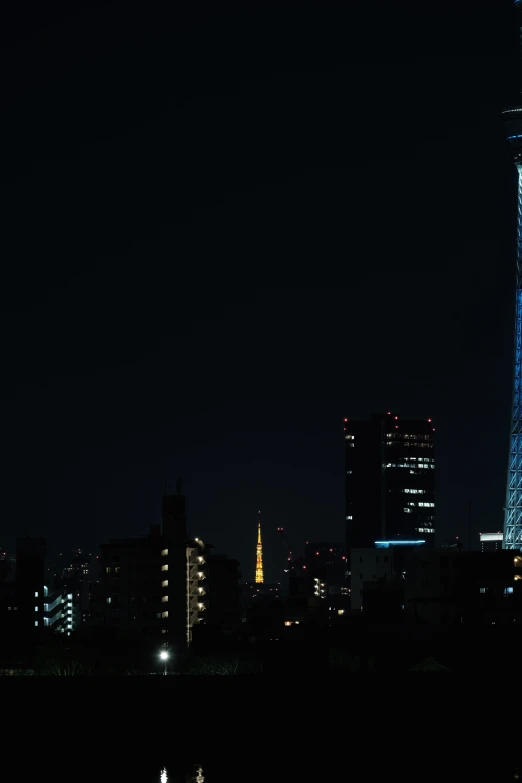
[
  {"left": 161, "top": 580, "right": 168, "bottom": 587},
  {"left": 161, "top": 611, "right": 168, "bottom": 618},
  {"left": 161, "top": 595, "right": 168, "bottom": 603},
  {"left": 161, "top": 549, "right": 168, "bottom": 556},
  {"left": 35, "top": 620, "right": 38, "bottom": 627},
  {"left": 338, "top": 609, "right": 345, "bottom": 615},
  {"left": 480, "top": 587, "right": 486, "bottom": 594},
  {"left": 34, "top": 606, "right": 38, "bottom": 612},
  {"left": 106, "top": 597, "right": 112, "bottom": 604},
  {"left": 161, "top": 564, "right": 168, "bottom": 571},
  {"left": 347, "top": 515, "right": 353, "bottom": 520},
  {"left": 505, "top": 587, "right": 514, "bottom": 594},
  {"left": 34, "top": 591, "right": 38, "bottom": 598}
]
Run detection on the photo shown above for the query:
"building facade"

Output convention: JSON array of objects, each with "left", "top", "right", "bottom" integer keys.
[
  {"left": 89, "top": 492, "right": 207, "bottom": 647},
  {"left": 345, "top": 412, "right": 436, "bottom": 553}
]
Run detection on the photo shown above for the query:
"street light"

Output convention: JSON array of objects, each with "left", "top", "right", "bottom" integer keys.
[{"left": 159, "top": 649, "right": 169, "bottom": 675}]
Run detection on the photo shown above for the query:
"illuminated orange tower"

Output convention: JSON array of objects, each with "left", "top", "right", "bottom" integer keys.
[{"left": 255, "top": 511, "right": 264, "bottom": 583}]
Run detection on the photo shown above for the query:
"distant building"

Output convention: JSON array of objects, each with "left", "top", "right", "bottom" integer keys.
[
  {"left": 16, "top": 537, "right": 46, "bottom": 638},
  {"left": 62, "top": 550, "right": 91, "bottom": 622},
  {"left": 403, "top": 548, "right": 522, "bottom": 625},
  {"left": 480, "top": 532, "right": 503, "bottom": 552},
  {"left": 351, "top": 540, "right": 426, "bottom": 613},
  {"left": 345, "top": 413, "right": 436, "bottom": 553},
  {"left": 351, "top": 547, "right": 394, "bottom": 612},
  {"left": 204, "top": 554, "right": 241, "bottom": 631},
  {"left": 243, "top": 582, "right": 282, "bottom": 604},
  {"left": 355, "top": 547, "right": 522, "bottom": 626},
  {"left": 303, "top": 542, "right": 347, "bottom": 594}
]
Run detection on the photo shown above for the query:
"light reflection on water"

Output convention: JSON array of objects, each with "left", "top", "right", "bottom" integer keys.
[{"left": 159, "top": 766, "right": 204, "bottom": 783}]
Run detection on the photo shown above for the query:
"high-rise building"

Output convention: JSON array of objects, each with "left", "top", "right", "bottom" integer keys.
[
  {"left": 89, "top": 490, "right": 207, "bottom": 647},
  {"left": 344, "top": 413, "right": 436, "bottom": 554},
  {"left": 501, "top": 1, "right": 522, "bottom": 550},
  {"left": 255, "top": 513, "right": 264, "bottom": 583}
]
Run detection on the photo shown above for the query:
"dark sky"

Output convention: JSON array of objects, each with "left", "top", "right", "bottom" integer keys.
[{"left": 0, "top": 0, "right": 518, "bottom": 582}]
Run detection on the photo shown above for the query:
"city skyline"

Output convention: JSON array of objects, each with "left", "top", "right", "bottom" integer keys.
[{"left": 0, "top": 2, "right": 518, "bottom": 584}]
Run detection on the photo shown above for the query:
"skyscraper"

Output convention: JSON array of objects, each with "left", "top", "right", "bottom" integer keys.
[
  {"left": 501, "top": 1, "right": 522, "bottom": 550},
  {"left": 255, "top": 513, "right": 264, "bottom": 583},
  {"left": 344, "top": 413, "right": 436, "bottom": 553}
]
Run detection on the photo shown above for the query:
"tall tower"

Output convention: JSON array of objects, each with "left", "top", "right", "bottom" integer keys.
[
  {"left": 502, "top": 1, "right": 522, "bottom": 549},
  {"left": 255, "top": 512, "right": 264, "bottom": 583}
]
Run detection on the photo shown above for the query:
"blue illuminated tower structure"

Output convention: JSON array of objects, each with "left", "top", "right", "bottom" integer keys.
[{"left": 502, "top": 1, "right": 522, "bottom": 549}]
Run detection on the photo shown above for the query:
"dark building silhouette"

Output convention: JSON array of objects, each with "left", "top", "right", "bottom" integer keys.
[
  {"left": 352, "top": 547, "right": 522, "bottom": 626},
  {"left": 0, "top": 550, "right": 17, "bottom": 635},
  {"left": 62, "top": 550, "right": 91, "bottom": 623},
  {"left": 204, "top": 554, "right": 241, "bottom": 631},
  {"left": 89, "top": 490, "right": 208, "bottom": 648},
  {"left": 345, "top": 412, "right": 436, "bottom": 553},
  {"left": 302, "top": 542, "right": 346, "bottom": 594},
  {"left": 242, "top": 582, "right": 282, "bottom": 604},
  {"left": 16, "top": 537, "right": 46, "bottom": 638}
]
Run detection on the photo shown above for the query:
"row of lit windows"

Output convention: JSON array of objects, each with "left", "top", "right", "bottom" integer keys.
[
  {"left": 386, "top": 433, "right": 433, "bottom": 441},
  {"left": 345, "top": 434, "right": 355, "bottom": 440},
  {"left": 402, "top": 488, "right": 426, "bottom": 494},
  {"left": 416, "top": 527, "right": 435, "bottom": 533},
  {"left": 407, "top": 501, "right": 435, "bottom": 507}
]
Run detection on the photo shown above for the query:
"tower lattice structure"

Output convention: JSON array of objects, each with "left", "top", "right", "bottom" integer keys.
[
  {"left": 255, "top": 514, "right": 264, "bottom": 583},
  {"left": 502, "top": 1, "right": 522, "bottom": 549}
]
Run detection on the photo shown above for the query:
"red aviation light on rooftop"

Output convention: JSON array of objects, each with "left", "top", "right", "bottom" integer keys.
[
  {"left": 394, "top": 416, "right": 398, "bottom": 420},
  {"left": 344, "top": 418, "right": 348, "bottom": 422},
  {"left": 428, "top": 418, "right": 432, "bottom": 422}
]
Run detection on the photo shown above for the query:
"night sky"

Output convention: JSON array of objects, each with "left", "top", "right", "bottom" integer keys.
[{"left": 0, "top": 0, "right": 518, "bottom": 583}]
